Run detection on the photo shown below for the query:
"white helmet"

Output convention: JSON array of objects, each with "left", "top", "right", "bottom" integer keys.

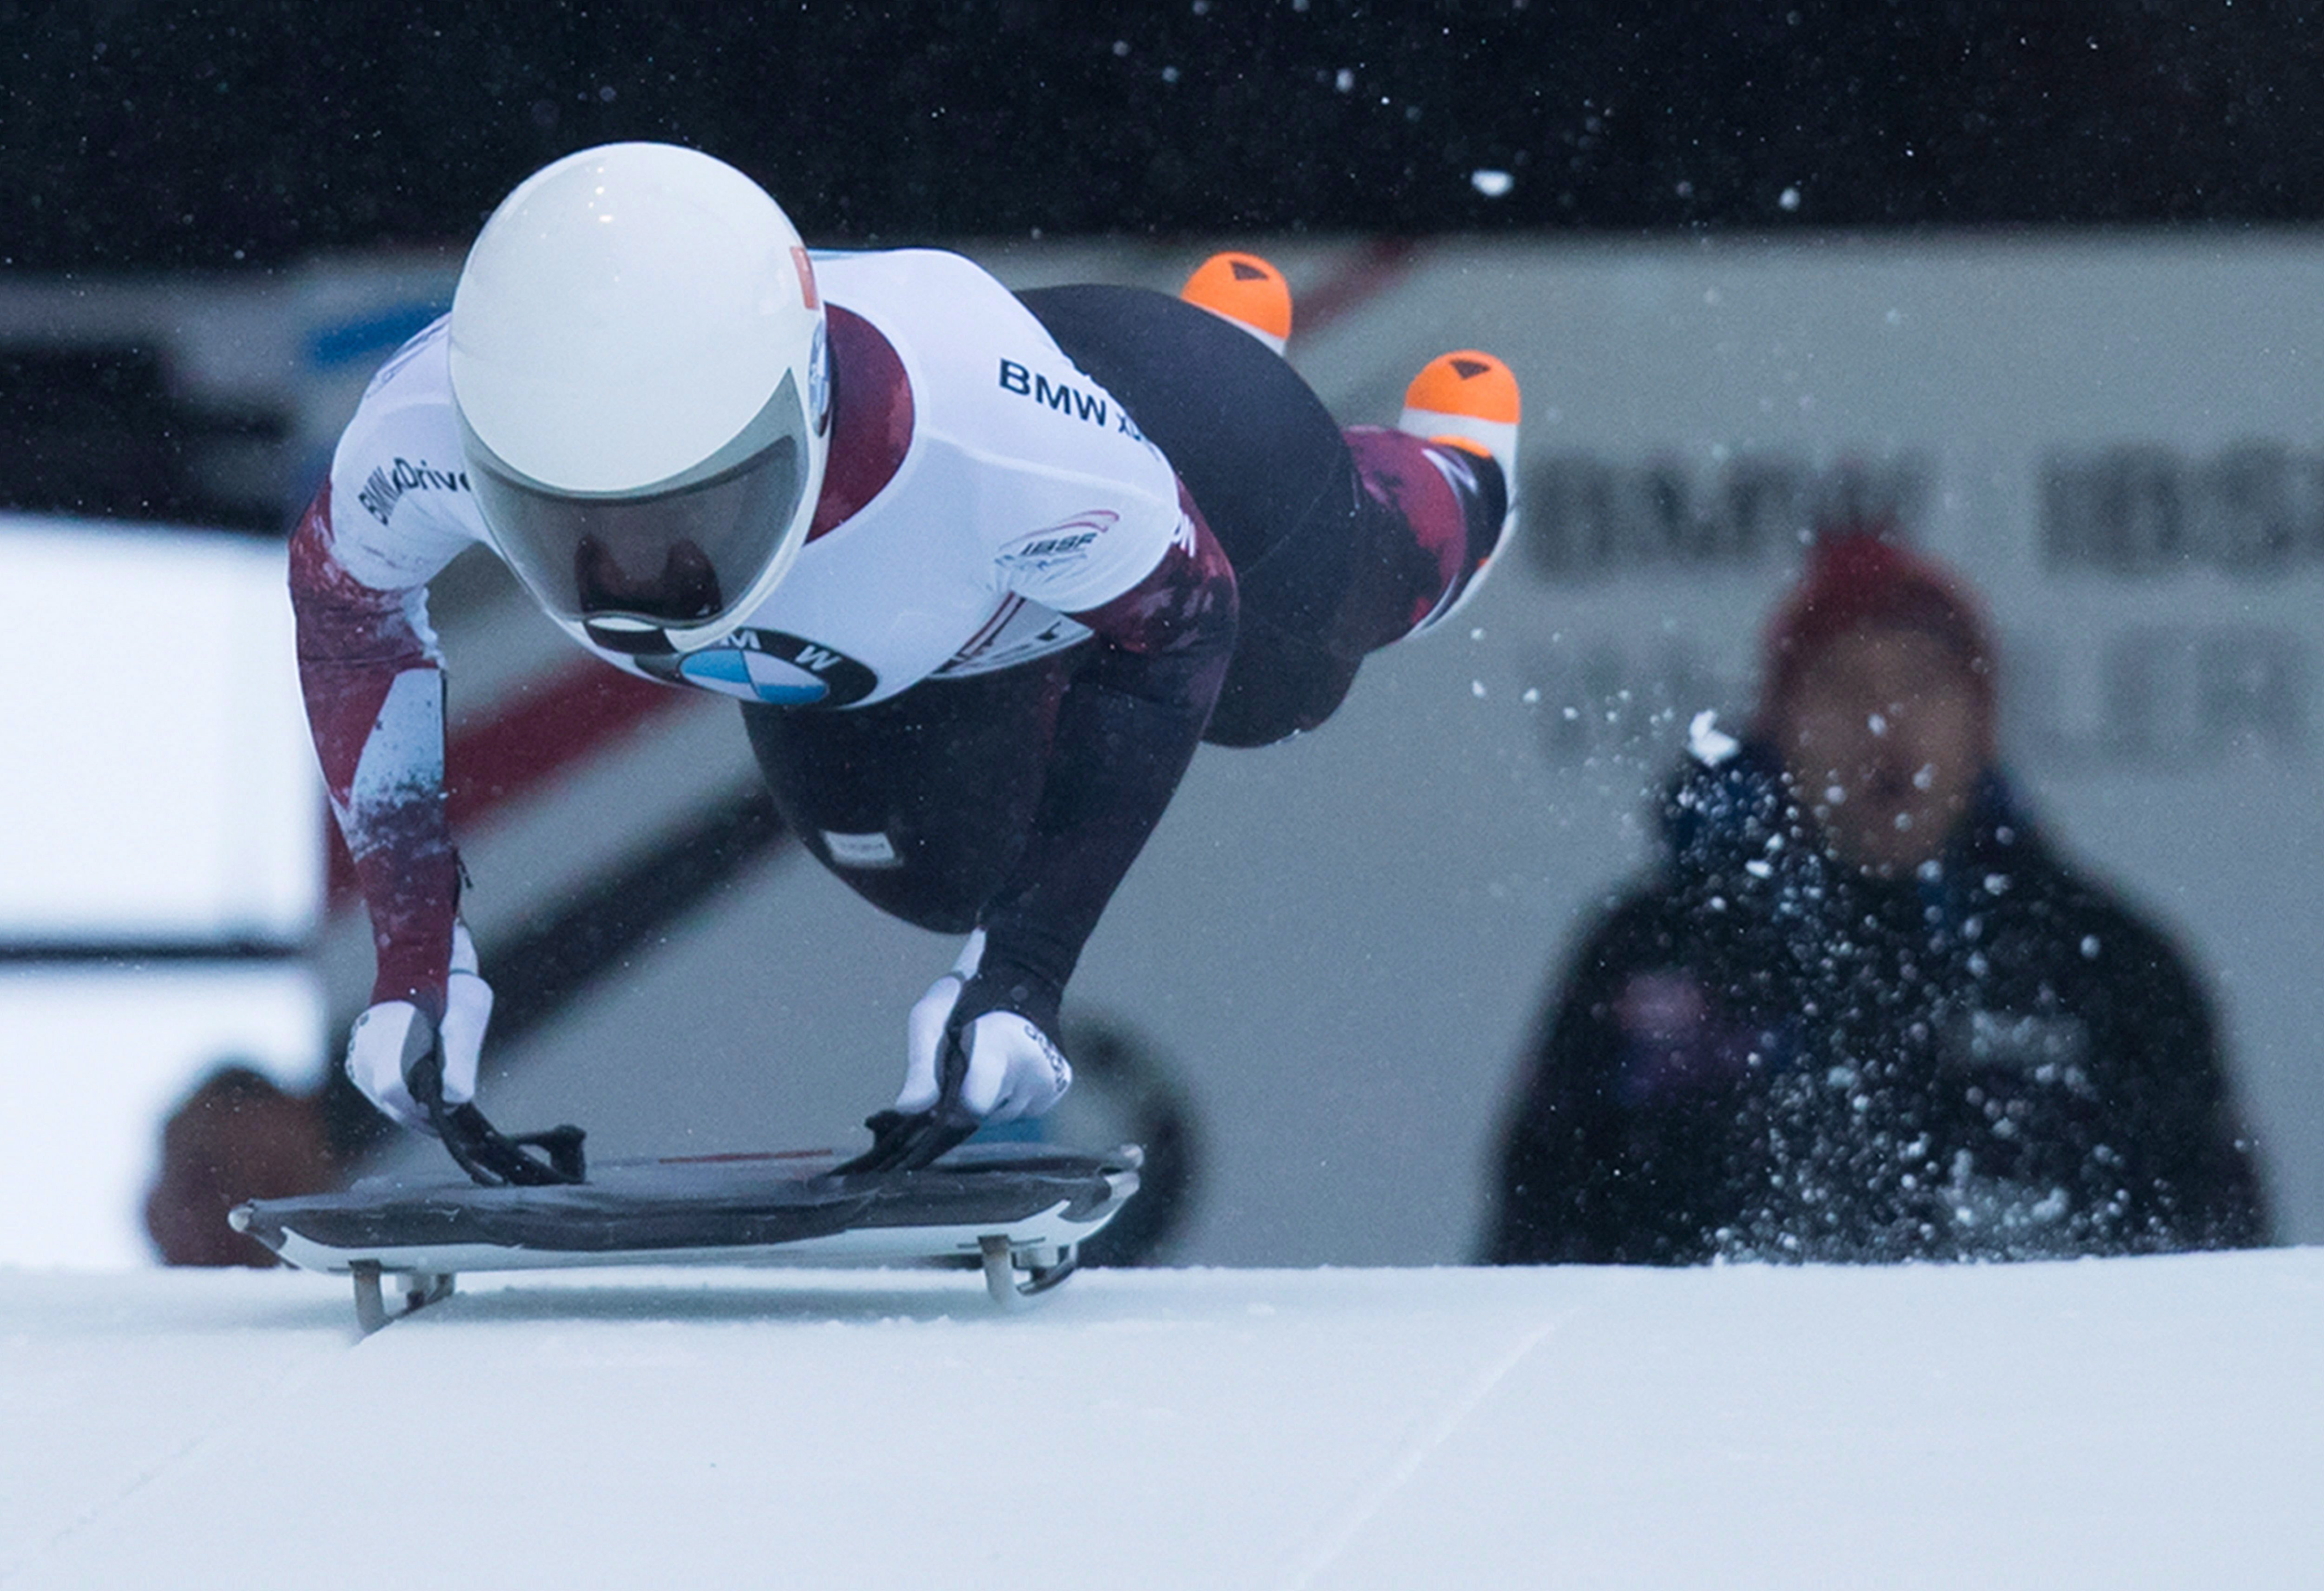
[{"left": 449, "top": 142, "right": 830, "bottom": 655}]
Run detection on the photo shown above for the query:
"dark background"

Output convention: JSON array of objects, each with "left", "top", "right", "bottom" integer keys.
[{"left": 7, "top": 0, "right": 2322, "bottom": 271}]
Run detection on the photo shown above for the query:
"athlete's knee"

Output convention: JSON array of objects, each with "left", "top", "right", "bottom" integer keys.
[{"left": 1339, "top": 426, "right": 1508, "bottom": 647}]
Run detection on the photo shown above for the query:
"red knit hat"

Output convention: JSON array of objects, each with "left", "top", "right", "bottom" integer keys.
[{"left": 1760, "top": 526, "right": 1995, "bottom": 718}]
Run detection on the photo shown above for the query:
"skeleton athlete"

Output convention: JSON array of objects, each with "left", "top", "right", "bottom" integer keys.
[{"left": 294, "top": 142, "right": 1522, "bottom": 1174}]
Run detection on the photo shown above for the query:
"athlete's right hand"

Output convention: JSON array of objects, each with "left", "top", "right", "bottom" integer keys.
[
  {"left": 344, "top": 922, "right": 494, "bottom": 1131},
  {"left": 896, "top": 932, "right": 1073, "bottom": 1125},
  {"left": 838, "top": 930, "right": 1074, "bottom": 1175}
]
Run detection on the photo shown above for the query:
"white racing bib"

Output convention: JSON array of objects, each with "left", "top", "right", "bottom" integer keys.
[{"left": 324, "top": 249, "right": 1188, "bottom": 710}]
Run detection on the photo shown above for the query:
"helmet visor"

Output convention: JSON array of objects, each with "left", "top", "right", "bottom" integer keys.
[{"left": 461, "top": 371, "right": 812, "bottom": 633}]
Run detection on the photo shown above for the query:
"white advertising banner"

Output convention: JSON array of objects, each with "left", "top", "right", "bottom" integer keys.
[{"left": 1210, "top": 234, "right": 2324, "bottom": 1254}]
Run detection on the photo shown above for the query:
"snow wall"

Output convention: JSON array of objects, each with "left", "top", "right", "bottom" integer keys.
[{"left": 8, "top": 232, "right": 2324, "bottom": 1267}]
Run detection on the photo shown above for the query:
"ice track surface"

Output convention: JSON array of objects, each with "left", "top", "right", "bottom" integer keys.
[{"left": 5, "top": 1251, "right": 2321, "bottom": 1590}]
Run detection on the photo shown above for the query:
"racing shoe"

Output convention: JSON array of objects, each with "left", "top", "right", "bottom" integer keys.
[
  {"left": 1180, "top": 251, "right": 1293, "bottom": 355},
  {"left": 1400, "top": 350, "right": 1521, "bottom": 629}
]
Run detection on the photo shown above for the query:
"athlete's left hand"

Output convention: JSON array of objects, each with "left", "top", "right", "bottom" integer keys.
[
  {"left": 840, "top": 932, "right": 1074, "bottom": 1174},
  {"left": 343, "top": 920, "right": 494, "bottom": 1132}
]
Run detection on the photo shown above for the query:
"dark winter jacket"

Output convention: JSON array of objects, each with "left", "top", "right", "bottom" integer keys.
[{"left": 1488, "top": 743, "right": 2269, "bottom": 1265}]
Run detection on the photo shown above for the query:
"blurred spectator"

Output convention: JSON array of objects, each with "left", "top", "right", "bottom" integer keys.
[
  {"left": 144, "top": 1064, "right": 339, "bottom": 1267},
  {"left": 1487, "top": 529, "right": 2269, "bottom": 1264}
]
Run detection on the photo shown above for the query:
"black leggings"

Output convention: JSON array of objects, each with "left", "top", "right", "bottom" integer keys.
[{"left": 744, "top": 284, "right": 1398, "bottom": 931}]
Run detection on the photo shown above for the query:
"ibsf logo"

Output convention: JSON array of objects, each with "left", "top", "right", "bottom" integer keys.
[{"left": 1000, "top": 512, "right": 1117, "bottom": 574}]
